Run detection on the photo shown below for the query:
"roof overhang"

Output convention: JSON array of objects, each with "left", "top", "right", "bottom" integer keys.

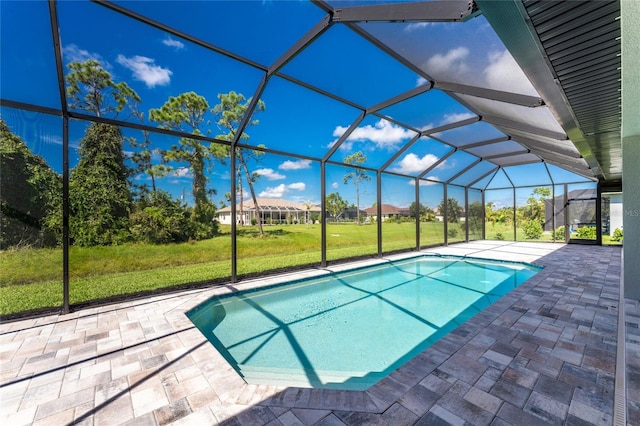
[{"left": 477, "top": 0, "right": 621, "bottom": 184}]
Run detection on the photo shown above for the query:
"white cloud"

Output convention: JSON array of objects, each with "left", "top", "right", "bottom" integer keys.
[
  {"left": 332, "top": 119, "right": 414, "bottom": 150},
  {"left": 426, "top": 47, "right": 470, "bottom": 78},
  {"left": 116, "top": 54, "right": 172, "bottom": 88},
  {"left": 419, "top": 122, "right": 436, "bottom": 132},
  {"left": 433, "top": 158, "right": 454, "bottom": 170},
  {"left": 42, "top": 135, "right": 63, "bottom": 146},
  {"left": 255, "top": 168, "right": 285, "bottom": 180},
  {"left": 62, "top": 44, "right": 106, "bottom": 65},
  {"left": 441, "top": 112, "right": 476, "bottom": 125},
  {"left": 288, "top": 182, "right": 306, "bottom": 191},
  {"left": 236, "top": 189, "right": 250, "bottom": 200},
  {"left": 331, "top": 182, "right": 339, "bottom": 189},
  {"left": 404, "top": 22, "right": 432, "bottom": 32},
  {"left": 391, "top": 153, "right": 439, "bottom": 174},
  {"left": 483, "top": 50, "right": 538, "bottom": 96},
  {"left": 416, "top": 76, "right": 428, "bottom": 87},
  {"left": 409, "top": 177, "right": 439, "bottom": 186},
  {"left": 173, "top": 167, "right": 191, "bottom": 177},
  {"left": 162, "top": 36, "right": 185, "bottom": 50},
  {"left": 259, "top": 184, "right": 286, "bottom": 198},
  {"left": 258, "top": 182, "right": 306, "bottom": 198},
  {"left": 279, "top": 159, "right": 311, "bottom": 170}
]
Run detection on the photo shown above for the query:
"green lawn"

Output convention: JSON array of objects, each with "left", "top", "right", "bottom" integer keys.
[
  {"left": 3, "top": 220, "right": 594, "bottom": 316},
  {"left": 0, "top": 222, "right": 447, "bottom": 315}
]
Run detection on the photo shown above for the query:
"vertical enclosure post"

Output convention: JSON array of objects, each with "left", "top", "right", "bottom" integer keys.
[
  {"left": 443, "top": 184, "right": 448, "bottom": 245},
  {"left": 321, "top": 161, "right": 327, "bottom": 267},
  {"left": 415, "top": 177, "right": 420, "bottom": 250},
  {"left": 377, "top": 171, "right": 382, "bottom": 257}
]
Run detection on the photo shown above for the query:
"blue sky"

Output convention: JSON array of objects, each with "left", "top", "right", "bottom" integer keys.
[{"left": 1, "top": 0, "right": 594, "bottom": 210}]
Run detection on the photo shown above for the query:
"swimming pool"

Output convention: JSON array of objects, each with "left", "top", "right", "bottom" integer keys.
[{"left": 187, "top": 255, "right": 540, "bottom": 391}]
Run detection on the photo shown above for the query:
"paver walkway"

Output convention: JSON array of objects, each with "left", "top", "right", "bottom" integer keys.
[{"left": 0, "top": 241, "right": 634, "bottom": 425}]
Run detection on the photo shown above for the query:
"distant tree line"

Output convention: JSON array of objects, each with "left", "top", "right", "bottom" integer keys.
[{"left": 0, "top": 59, "right": 265, "bottom": 249}]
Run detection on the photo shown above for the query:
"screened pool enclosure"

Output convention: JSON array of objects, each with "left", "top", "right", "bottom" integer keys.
[{"left": 0, "top": 1, "right": 621, "bottom": 317}]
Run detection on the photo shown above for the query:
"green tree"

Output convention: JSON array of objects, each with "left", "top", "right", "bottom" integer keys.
[
  {"left": 326, "top": 192, "right": 347, "bottom": 221},
  {"left": 66, "top": 59, "right": 140, "bottom": 118},
  {"left": 422, "top": 206, "right": 436, "bottom": 222},
  {"left": 485, "top": 201, "right": 497, "bottom": 225},
  {"left": 128, "top": 111, "right": 172, "bottom": 199},
  {"left": 0, "top": 119, "right": 62, "bottom": 249},
  {"left": 517, "top": 187, "right": 550, "bottom": 239},
  {"left": 343, "top": 151, "right": 370, "bottom": 225},
  {"left": 65, "top": 60, "right": 140, "bottom": 246},
  {"left": 129, "top": 190, "right": 192, "bottom": 244},
  {"left": 69, "top": 123, "right": 132, "bottom": 246},
  {"left": 523, "top": 219, "right": 543, "bottom": 239},
  {"left": 211, "top": 91, "right": 266, "bottom": 236},
  {"left": 468, "top": 200, "right": 484, "bottom": 236},
  {"left": 520, "top": 186, "right": 551, "bottom": 224},
  {"left": 409, "top": 202, "right": 426, "bottom": 218},
  {"left": 149, "top": 92, "right": 224, "bottom": 238},
  {"left": 438, "top": 197, "right": 463, "bottom": 223}
]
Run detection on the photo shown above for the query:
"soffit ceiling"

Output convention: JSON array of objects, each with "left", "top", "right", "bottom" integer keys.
[{"left": 477, "top": 0, "right": 622, "bottom": 184}]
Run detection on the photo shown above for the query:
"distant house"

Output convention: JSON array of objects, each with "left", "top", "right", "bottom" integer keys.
[
  {"left": 434, "top": 207, "right": 443, "bottom": 222},
  {"left": 363, "top": 204, "right": 411, "bottom": 222},
  {"left": 216, "top": 198, "right": 321, "bottom": 225}
]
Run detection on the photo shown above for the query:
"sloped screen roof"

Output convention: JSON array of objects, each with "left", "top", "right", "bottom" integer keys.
[{"left": 0, "top": 0, "right": 600, "bottom": 195}]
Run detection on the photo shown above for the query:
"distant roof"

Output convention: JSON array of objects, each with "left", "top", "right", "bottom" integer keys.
[
  {"left": 363, "top": 204, "right": 409, "bottom": 215},
  {"left": 217, "top": 198, "right": 321, "bottom": 213}
]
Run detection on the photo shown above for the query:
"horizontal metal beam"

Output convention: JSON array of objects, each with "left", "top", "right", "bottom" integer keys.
[
  {"left": 276, "top": 72, "right": 365, "bottom": 112},
  {"left": 497, "top": 158, "right": 542, "bottom": 168},
  {"left": 435, "top": 81, "right": 544, "bottom": 107},
  {"left": 482, "top": 114, "right": 567, "bottom": 140},
  {"left": 514, "top": 135, "right": 583, "bottom": 159},
  {"left": 322, "top": 112, "right": 366, "bottom": 162},
  {"left": 368, "top": 82, "right": 433, "bottom": 114},
  {"left": 67, "top": 111, "right": 233, "bottom": 147},
  {"left": 418, "top": 148, "right": 456, "bottom": 179},
  {"left": 268, "top": 14, "right": 332, "bottom": 76},
  {"left": 94, "top": 0, "right": 265, "bottom": 72},
  {"left": 469, "top": 166, "right": 498, "bottom": 189},
  {"left": 332, "top": 1, "right": 479, "bottom": 23},
  {"left": 526, "top": 148, "right": 591, "bottom": 170},
  {"left": 543, "top": 159, "right": 595, "bottom": 180},
  {"left": 0, "top": 98, "right": 63, "bottom": 116},
  {"left": 532, "top": 152, "right": 589, "bottom": 172},
  {"left": 380, "top": 133, "right": 422, "bottom": 172},
  {"left": 422, "top": 116, "right": 480, "bottom": 136},
  {"left": 461, "top": 136, "right": 511, "bottom": 150},
  {"left": 446, "top": 158, "right": 482, "bottom": 184},
  {"left": 483, "top": 149, "right": 530, "bottom": 160}
]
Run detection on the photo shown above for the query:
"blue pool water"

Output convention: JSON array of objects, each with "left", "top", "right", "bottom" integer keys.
[{"left": 187, "top": 255, "right": 540, "bottom": 390}]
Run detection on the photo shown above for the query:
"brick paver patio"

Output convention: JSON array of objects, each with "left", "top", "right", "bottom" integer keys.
[{"left": 0, "top": 241, "right": 635, "bottom": 425}]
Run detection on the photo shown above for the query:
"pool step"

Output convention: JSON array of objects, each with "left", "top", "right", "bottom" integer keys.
[{"left": 238, "top": 364, "right": 384, "bottom": 390}]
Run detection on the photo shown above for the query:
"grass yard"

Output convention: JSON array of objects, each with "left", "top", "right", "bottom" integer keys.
[
  {"left": 2, "top": 220, "right": 594, "bottom": 316},
  {"left": 1, "top": 222, "right": 447, "bottom": 315}
]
